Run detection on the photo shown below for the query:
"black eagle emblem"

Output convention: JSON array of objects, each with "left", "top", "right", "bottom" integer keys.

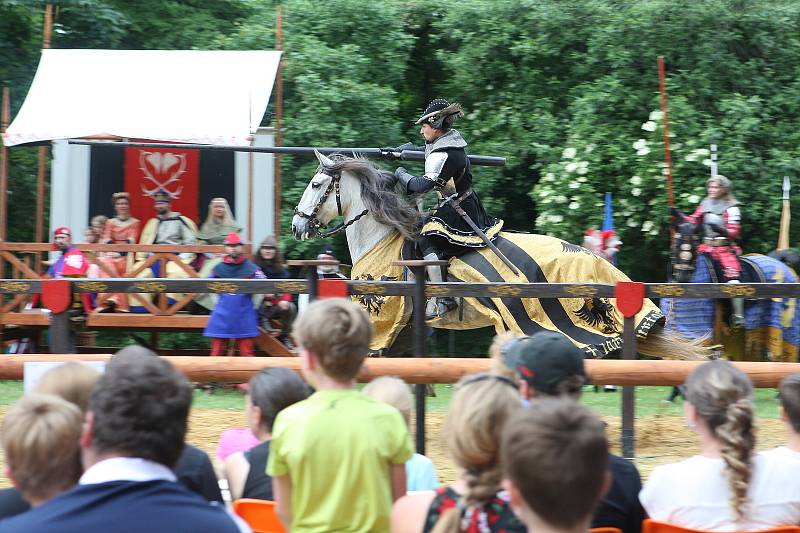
[
  {"left": 561, "top": 241, "right": 594, "bottom": 256},
  {"left": 355, "top": 274, "right": 398, "bottom": 315},
  {"left": 574, "top": 298, "right": 617, "bottom": 334}
]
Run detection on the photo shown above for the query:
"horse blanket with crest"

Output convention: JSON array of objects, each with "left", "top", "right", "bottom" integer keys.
[
  {"left": 352, "top": 231, "right": 664, "bottom": 356},
  {"left": 661, "top": 254, "right": 800, "bottom": 362}
]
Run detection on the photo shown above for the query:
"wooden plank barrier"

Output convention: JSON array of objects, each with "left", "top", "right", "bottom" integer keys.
[{"left": 1, "top": 356, "right": 800, "bottom": 386}]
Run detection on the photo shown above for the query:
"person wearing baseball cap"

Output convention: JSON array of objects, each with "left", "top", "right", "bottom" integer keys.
[{"left": 498, "top": 331, "right": 645, "bottom": 533}]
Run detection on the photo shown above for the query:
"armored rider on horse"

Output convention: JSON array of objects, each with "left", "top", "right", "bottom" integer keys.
[
  {"left": 393, "top": 98, "right": 504, "bottom": 319},
  {"left": 671, "top": 174, "right": 744, "bottom": 325}
]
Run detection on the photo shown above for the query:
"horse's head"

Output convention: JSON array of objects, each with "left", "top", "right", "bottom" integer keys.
[
  {"left": 671, "top": 220, "right": 702, "bottom": 282},
  {"left": 292, "top": 151, "right": 343, "bottom": 240}
]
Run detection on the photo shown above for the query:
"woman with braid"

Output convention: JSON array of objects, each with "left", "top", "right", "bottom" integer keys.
[
  {"left": 391, "top": 373, "right": 525, "bottom": 533},
  {"left": 640, "top": 360, "right": 800, "bottom": 531}
]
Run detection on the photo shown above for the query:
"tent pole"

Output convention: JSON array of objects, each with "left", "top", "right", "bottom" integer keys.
[
  {"left": 274, "top": 2, "right": 283, "bottom": 238},
  {"left": 35, "top": 3, "right": 54, "bottom": 272},
  {"left": 248, "top": 150, "right": 254, "bottom": 244},
  {"left": 1, "top": 86, "right": 9, "bottom": 242}
]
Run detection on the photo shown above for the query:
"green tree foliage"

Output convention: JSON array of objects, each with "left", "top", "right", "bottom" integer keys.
[{"left": 4, "top": 0, "right": 800, "bottom": 283}]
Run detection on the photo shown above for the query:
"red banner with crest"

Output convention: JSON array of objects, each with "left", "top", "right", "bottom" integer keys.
[{"left": 123, "top": 142, "right": 200, "bottom": 224}]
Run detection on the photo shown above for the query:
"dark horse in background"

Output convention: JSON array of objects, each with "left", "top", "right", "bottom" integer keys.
[{"left": 662, "top": 220, "right": 800, "bottom": 361}]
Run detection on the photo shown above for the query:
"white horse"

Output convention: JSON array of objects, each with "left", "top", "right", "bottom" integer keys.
[{"left": 292, "top": 151, "right": 705, "bottom": 359}]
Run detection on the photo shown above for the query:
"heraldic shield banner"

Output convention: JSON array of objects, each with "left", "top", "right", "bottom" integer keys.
[{"left": 123, "top": 143, "right": 200, "bottom": 223}]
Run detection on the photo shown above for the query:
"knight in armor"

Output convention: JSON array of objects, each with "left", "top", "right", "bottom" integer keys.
[
  {"left": 393, "top": 98, "right": 503, "bottom": 319},
  {"left": 672, "top": 174, "right": 744, "bottom": 324}
]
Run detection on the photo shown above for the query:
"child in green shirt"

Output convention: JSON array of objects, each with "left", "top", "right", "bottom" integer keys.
[{"left": 267, "top": 298, "right": 413, "bottom": 533}]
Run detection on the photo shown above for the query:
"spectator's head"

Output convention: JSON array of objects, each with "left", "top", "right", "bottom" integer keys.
[
  {"left": 779, "top": 373, "right": 800, "bottom": 434},
  {"left": 489, "top": 331, "right": 524, "bottom": 379},
  {"left": 223, "top": 232, "right": 244, "bottom": 259},
  {"left": 685, "top": 359, "right": 754, "bottom": 520},
  {"left": 292, "top": 298, "right": 372, "bottom": 385},
  {"left": 317, "top": 246, "right": 340, "bottom": 274},
  {"left": 53, "top": 226, "right": 72, "bottom": 250},
  {"left": 2, "top": 394, "right": 83, "bottom": 506},
  {"left": 90, "top": 215, "right": 107, "bottom": 237},
  {"left": 151, "top": 189, "right": 173, "bottom": 215},
  {"left": 34, "top": 361, "right": 102, "bottom": 413},
  {"left": 363, "top": 376, "right": 412, "bottom": 427},
  {"left": 83, "top": 346, "right": 192, "bottom": 469},
  {"left": 247, "top": 367, "right": 312, "bottom": 438},
  {"left": 501, "top": 399, "right": 609, "bottom": 531},
  {"left": 84, "top": 227, "right": 98, "bottom": 244},
  {"left": 432, "top": 372, "right": 520, "bottom": 532},
  {"left": 257, "top": 235, "right": 283, "bottom": 267},
  {"left": 111, "top": 191, "right": 131, "bottom": 218},
  {"left": 500, "top": 331, "right": 586, "bottom": 401}
]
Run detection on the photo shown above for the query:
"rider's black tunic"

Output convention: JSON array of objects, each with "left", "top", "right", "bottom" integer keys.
[{"left": 403, "top": 130, "right": 502, "bottom": 258}]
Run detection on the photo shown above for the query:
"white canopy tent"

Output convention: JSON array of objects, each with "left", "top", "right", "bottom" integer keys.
[
  {"left": 2, "top": 49, "right": 282, "bottom": 246},
  {"left": 4, "top": 49, "right": 282, "bottom": 146}
]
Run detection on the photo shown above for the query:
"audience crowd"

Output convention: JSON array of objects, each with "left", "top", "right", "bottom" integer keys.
[{"left": 5, "top": 297, "right": 800, "bottom": 532}]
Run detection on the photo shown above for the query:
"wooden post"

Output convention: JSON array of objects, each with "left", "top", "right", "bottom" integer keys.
[
  {"left": 274, "top": 2, "right": 283, "bottom": 237},
  {"left": 615, "top": 281, "right": 645, "bottom": 459},
  {"left": 0, "top": 86, "right": 9, "bottom": 242},
  {"left": 394, "top": 259, "right": 446, "bottom": 455}
]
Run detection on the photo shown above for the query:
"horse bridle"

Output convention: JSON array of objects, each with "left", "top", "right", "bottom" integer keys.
[{"left": 293, "top": 166, "right": 369, "bottom": 238}]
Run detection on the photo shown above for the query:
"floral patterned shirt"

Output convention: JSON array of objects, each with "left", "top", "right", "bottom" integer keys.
[{"left": 423, "top": 486, "right": 527, "bottom": 533}]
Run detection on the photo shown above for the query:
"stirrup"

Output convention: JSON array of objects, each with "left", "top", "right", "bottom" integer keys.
[
  {"left": 730, "top": 314, "right": 744, "bottom": 328},
  {"left": 425, "top": 297, "right": 457, "bottom": 320}
]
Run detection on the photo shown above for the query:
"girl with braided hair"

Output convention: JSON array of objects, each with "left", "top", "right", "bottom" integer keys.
[
  {"left": 641, "top": 359, "right": 800, "bottom": 531},
  {"left": 391, "top": 373, "right": 525, "bottom": 533}
]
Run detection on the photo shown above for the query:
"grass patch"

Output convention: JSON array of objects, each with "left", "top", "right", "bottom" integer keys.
[{"left": 0, "top": 381, "right": 782, "bottom": 419}]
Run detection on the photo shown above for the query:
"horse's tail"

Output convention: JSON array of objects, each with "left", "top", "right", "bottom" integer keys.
[{"left": 638, "top": 325, "right": 711, "bottom": 361}]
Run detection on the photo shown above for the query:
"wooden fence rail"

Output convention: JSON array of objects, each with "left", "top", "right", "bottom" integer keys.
[{"left": 2, "top": 356, "right": 799, "bottom": 387}]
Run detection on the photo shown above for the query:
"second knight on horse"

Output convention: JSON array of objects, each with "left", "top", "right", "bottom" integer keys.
[
  {"left": 672, "top": 174, "right": 744, "bottom": 325},
  {"left": 393, "top": 99, "right": 504, "bottom": 319}
]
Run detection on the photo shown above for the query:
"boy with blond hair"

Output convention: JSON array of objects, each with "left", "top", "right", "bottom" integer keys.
[
  {"left": 363, "top": 376, "right": 439, "bottom": 491},
  {"left": 268, "top": 298, "right": 412, "bottom": 532},
  {"left": 1, "top": 394, "right": 83, "bottom": 508}
]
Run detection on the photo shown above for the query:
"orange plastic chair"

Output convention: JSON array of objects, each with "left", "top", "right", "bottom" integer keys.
[
  {"left": 232, "top": 498, "right": 286, "bottom": 533},
  {"left": 643, "top": 519, "right": 800, "bottom": 533},
  {"left": 591, "top": 528, "right": 623, "bottom": 533}
]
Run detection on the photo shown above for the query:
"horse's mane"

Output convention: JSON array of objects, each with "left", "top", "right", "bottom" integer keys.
[{"left": 322, "top": 155, "right": 422, "bottom": 240}]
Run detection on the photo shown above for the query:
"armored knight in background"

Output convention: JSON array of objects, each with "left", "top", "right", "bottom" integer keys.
[
  {"left": 673, "top": 174, "right": 743, "bottom": 324},
  {"left": 394, "top": 99, "right": 503, "bottom": 319}
]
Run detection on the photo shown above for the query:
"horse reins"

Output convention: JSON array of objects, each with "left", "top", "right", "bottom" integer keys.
[{"left": 293, "top": 166, "right": 369, "bottom": 238}]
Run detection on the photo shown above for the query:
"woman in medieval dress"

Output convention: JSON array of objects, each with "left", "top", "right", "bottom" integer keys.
[
  {"left": 95, "top": 192, "right": 140, "bottom": 312},
  {"left": 194, "top": 198, "right": 244, "bottom": 313}
]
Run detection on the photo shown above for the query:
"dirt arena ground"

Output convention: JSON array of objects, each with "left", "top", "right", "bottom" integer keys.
[{"left": 0, "top": 407, "right": 789, "bottom": 489}]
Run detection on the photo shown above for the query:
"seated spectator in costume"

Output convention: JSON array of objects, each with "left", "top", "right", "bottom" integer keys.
[
  {"left": 90, "top": 215, "right": 108, "bottom": 243},
  {"left": 133, "top": 188, "right": 198, "bottom": 310},
  {"left": 268, "top": 298, "right": 412, "bottom": 531},
  {"left": 203, "top": 233, "right": 266, "bottom": 357},
  {"left": 197, "top": 198, "right": 242, "bottom": 245},
  {"left": 498, "top": 331, "right": 645, "bottom": 533},
  {"left": 0, "top": 347, "right": 246, "bottom": 533},
  {"left": 194, "top": 198, "right": 243, "bottom": 312},
  {"left": 501, "top": 399, "right": 610, "bottom": 533},
  {"left": 640, "top": 359, "right": 800, "bottom": 531},
  {"left": 224, "top": 367, "right": 311, "bottom": 501},
  {"left": 363, "top": 376, "right": 439, "bottom": 492},
  {"left": 392, "top": 372, "right": 524, "bottom": 533},
  {"left": 95, "top": 192, "right": 140, "bottom": 313},
  {"left": 254, "top": 235, "right": 294, "bottom": 344},
  {"left": 0, "top": 394, "right": 83, "bottom": 521}
]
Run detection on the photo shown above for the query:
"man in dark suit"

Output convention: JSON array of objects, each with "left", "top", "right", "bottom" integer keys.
[{"left": 0, "top": 349, "right": 247, "bottom": 532}]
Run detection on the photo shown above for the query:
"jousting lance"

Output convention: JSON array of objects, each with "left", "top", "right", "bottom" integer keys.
[{"left": 67, "top": 140, "right": 506, "bottom": 167}]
